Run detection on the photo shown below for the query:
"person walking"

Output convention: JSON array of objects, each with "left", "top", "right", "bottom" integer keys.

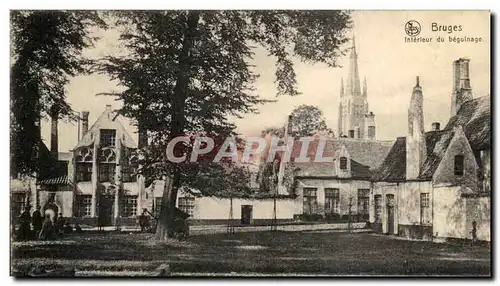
[
  {"left": 56, "top": 213, "right": 65, "bottom": 237},
  {"left": 18, "top": 204, "right": 32, "bottom": 240},
  {"left": 39, "top": 214, "right": 56, "bottom": 241},
  {"left": 31, "top": 206, "right": 43, "bottom": 238},
  {"left": 471, "top": 221, "right": 478, "bottom": 245},
  {"left": 138, "top": 209, "right": 150, "bottom": 232}
]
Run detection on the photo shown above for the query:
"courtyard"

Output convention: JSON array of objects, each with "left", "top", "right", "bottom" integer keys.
[{"left": 11, "top": 229, "right": 491, "bottom": 277}]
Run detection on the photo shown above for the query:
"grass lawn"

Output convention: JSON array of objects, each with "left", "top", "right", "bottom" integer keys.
[{"left": 11, "top": 231, "right": 491, "bottom": 276}]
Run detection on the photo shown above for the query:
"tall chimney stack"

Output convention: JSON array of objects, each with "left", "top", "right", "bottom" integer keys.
[
  {"left": 406, "top": 76, "right": 426, "bottom": 180},
  {"left": 431, "top": 122, "right": 440, "bottom": 131},
  {"left": 286, "top": 115, "right": 293, "bottom": 136},
  {"left": 451, "top": 58, "right": 473, "bottom": 116},
  {"left": 81, "top": 111, "right": 89, "bottom": 139},
  {"left": 50, "top": 105, "right": 60, "bottom": 160}
]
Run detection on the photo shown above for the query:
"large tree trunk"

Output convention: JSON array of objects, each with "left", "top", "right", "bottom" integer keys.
[
  {"left": 154, "top": 174, "right": 176, "bottom": 240},
  {"left": 155, "top": 11, "right": 200, "bottom": 241}
]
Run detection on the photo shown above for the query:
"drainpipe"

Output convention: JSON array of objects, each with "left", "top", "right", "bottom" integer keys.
[{"left": 431, "top": 184, "right": 435, "bottom": 242}]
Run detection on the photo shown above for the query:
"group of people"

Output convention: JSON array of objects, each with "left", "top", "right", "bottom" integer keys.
[{"left": 16, "top": 204, "right": 82, "bottom": 241}]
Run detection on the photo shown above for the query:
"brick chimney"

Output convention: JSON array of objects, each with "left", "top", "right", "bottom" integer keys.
[
  {"left": 50, "top": 105, "right": 60, "bottom": 160},
  {"left": 431, "top": 122, "right": 440, "bottom": 131},
  {"left": 406, "top": 76, "right": 426, "bottom": 180},
  {"left": 450, "top": 58, "right": 473, "bottom": 116},
  {"left": 286, "top": 115, "right": 293, "bottom": 136},
  {"left": 81, "top": 111, "right": 89, "bottom": 139}
]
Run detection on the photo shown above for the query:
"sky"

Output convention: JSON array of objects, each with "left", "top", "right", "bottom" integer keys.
[{"left": 40, "top": 10, "right": 491, "bottom": 152}]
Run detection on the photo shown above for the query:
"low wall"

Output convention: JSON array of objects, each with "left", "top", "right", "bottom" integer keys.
[
  {"left": 433, "top": 186, "right": 490, "bottom": 242},
  {"left": 398, "top": 224, "right": 433, "bottom": 241}
]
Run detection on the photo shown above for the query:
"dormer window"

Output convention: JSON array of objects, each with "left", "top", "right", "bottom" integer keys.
[
  {"left": 339, "top": 157, "right": 348, "bottom": 170},
  {"left": 100, "top": 129, "right": 116, "bottom": 147},
  {"left": 454, "top": 155, "right": 464, "bottom": 176}
]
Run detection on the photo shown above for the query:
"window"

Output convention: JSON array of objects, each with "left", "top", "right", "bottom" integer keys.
[
  {"left": 348, "top": 130, "right": 355, "bottom": 138},
  {"left": 454, "top": 155, "right": 464, "bottom": 176},
  {"left": 99, "top": 163, "right": 116, "bottom": 182},
  {"left": 154, "top": 197, "right": 162, "bottom": 217},
  {"left": 99, "top": 148, "right": 116, "bottom": 163},
  {"left": 324, "top": 188, "right": 340, "bottom": 214},
  {"left": 303, "top": 188, "right": 318, "bottom": 214},
  {"left": 76, "top": 195, "right": 92, "bottom": 217},
  {"left": 357, "top": 189, "right": 370, "bottom": 220},
  {"left": 122, "top": 156, "right": 138, "bottom": 183},
  {"left": 76, "top": 163, "right": 92, "bottom": 182},
  {"left": 100, "top": 129, "right": 116, "bottom": 147},
  {"left": 122, "top": 165, "right": 137, "bottom": 183},
  {"left": 121, "top": 196, "right": 138, "bottom": 217},
  {"left": 178, "top": 197, "right": 195, "bottom": 216},
  {"left": 374, "top": 195, "right": 382, "bottom": 223},
  {"left": 339, "top": 157, "right": 348, "bottom": 170},
  {"left": 420, "top": 193, "right": 431, "bottom": 224}
]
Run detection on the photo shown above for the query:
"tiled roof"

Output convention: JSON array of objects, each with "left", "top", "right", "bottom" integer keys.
[
  {"left": 280, "top": 136, "right": 393, "bottom": 169},
  {"left": 295, "top": 158, "right": 372, "bottom": 180},
  {"left": 371, "top": 137, "right": 407, "bottom": 182},
  {"left": 332, "top": 138, "right": 395, "bottom": 169},
  {"left": 371, "top": 130, "right": 455, "bottom": 182},
  {"left": 275, "top": 136, "right": 390, "bottom": 180},
  {"left": 372, "top": 96, "right": 490, "bottom": 182},
  {"left": 418, "top": 130, "right": 455, "bottom": 180},
  {"left": 372, "top": 96, "right": 491, "bottom": 181},
  {"left": 37, "top": 175, "right": 72, "bottom": 186},
  {"left": 445, "top": 96, "right": 490, "bottom": 150}
]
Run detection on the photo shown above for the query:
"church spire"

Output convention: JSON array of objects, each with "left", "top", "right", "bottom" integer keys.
[
  {"left": 346, "top": 33, "right": 361, "bottom": 97},
  {"left": 363, "top": 76, "right": 367, "bottom": 97},
  {"left": 340, "top": 77, "right": 344, "bottom": 97}
]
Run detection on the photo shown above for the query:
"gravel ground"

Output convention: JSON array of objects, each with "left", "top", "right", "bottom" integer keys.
[{"left": 12, "top": 230, "right": 491, "bottom": 277}]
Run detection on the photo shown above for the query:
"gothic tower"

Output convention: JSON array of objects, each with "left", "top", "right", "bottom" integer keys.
[
  {"left": 406, "top": 76, "right": 426, "bottom": 180},
  {"left": 338, "top": 35, "right": 375, "bottom": 139}
]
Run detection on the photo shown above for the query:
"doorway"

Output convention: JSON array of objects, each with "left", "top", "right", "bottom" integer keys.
[
  {"left": 241, "top": 205, "right": 253, "bottom": 225},
  {"left": 98, "top": 195, "right": 114, "bottom": 226},
  {"left": 386, "top": 194, "right": 395, "bottom": 234}
]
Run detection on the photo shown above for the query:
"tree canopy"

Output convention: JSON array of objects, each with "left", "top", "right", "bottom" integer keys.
[
  {"left": 289, "top": 104, "right": 334, "bottom": 137},
  {"left": 95, "top": 10, "right": 352, "bottom": 239},
  {"left": 10, "top": 10, "right": 107, "bottom": 176}
]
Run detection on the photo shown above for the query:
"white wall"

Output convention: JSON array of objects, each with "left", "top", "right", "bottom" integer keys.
[
  {"left": 399, "top": 181, "right": 432, "bottom": 225},
  {"left": 433, "top": 185, "right": 490, "bottom": 242},
  {"left": 372, "top": 181, "right": 432, "bottom": 235},
  {"left": 465, "top": 196, "right": 490, "bottom": 241},
  {"left": 192, "top": 197, "right": 301, "bottom": 220},
  {"left": 432, "top": 185, "right": 464, "bottom": 239},
  {"left": 297, "top": 178, "right": 371, "bottom": 216}
]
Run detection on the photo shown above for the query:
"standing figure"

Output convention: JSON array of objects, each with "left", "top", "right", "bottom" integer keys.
[
  {"left": 39, "top": 215, "right": 56, "bottom": 241},
  {"left": 44, "top": 208, "right": 56, "bottom": 223},
  {"left": 471, "top": 221, "right": 478, "bottom": 245},
  {"left": 138, "top": 209, "right": 150, "bottom": 232},
  {"left": 56, "top": 213, "right": 65, "bottom": 237},
  {"left": 31, "top": 206, "right": 43, "bottom": 238},
  {"left": 18, "top": 204, "right": 32, "bottom": 240}
]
